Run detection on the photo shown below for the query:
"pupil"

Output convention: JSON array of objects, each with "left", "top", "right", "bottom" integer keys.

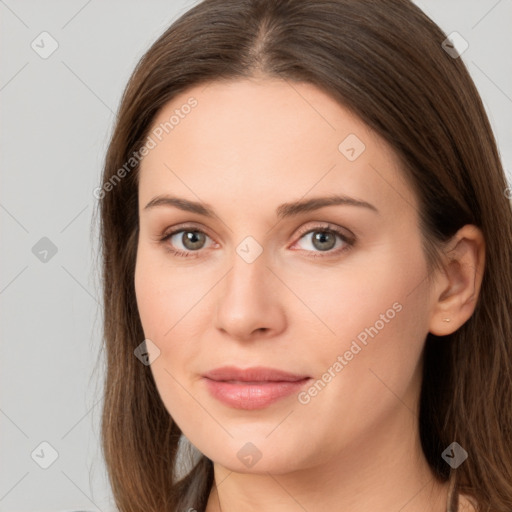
[{"left": 313, "top": 231, "right": 335, "bottom": 251}]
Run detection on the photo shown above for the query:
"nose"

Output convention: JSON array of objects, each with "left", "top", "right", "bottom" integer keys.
[{"left": 214, "top": 249, "right": 287, "bottom": 341}]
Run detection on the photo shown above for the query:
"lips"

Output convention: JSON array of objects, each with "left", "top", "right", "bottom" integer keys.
[
  {"left": 202, "top": 366, "right": 310, "bottom": 383},
  {"left": 202, "top": 366, "right": 311, "bottom": 410}
]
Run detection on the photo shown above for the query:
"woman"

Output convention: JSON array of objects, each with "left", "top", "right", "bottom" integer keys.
[{"left": 97, "top": 0, "right": 512, "bottom": 511}]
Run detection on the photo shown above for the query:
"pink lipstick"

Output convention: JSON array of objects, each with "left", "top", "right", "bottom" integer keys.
[{"left": 202, "top": 366, "right": 311, "bottom": 410}]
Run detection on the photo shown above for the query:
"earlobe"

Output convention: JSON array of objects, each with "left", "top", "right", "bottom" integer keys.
[{"left": 428, "top": 225, "right": 485, "bottom": 336}]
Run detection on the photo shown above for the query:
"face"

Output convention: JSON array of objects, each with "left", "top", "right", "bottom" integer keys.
[{"left": 134, "top": 78, "right": 433, "bottom": 474}]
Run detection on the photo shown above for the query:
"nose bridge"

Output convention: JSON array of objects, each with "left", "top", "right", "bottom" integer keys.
[
  {"left": 214, "top": 238, "right": 285, "bottom": 338},
  {"left": 224, "top": 240, "right": 269, "bottom": 303}
]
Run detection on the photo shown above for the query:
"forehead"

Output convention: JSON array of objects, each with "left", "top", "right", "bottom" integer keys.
[{"left": 138, "top": 78, "right": 417, "bottom": 218}]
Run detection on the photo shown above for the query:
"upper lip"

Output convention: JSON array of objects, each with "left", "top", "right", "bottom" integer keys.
[{"left": 203, "top": 366, "right": 310, "bottom": 382}]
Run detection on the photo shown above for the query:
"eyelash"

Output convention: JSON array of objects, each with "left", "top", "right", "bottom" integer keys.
[{"left": 158, "top": 223, "right": 355, "bottom": 259}]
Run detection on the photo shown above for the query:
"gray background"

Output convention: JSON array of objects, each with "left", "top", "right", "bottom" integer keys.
[{"left": 1, "top": 1, "right": 510, "bottom": 511}]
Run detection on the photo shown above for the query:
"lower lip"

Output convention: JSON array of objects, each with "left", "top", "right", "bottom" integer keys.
[{"left": 203, "top": 378, "right": 311, "bottom": 410}]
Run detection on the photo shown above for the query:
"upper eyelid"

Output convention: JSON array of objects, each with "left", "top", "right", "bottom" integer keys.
[
  {"left": 163, "top": 221, "right": 212, "bottom": 237},
  {"left": 294, "top": 222, "right": 354, "bottom": 239}
]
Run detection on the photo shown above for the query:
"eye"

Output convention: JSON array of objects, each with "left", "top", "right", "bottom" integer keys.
[
  {"left": 292, "top": 224, "right": 354, "bottom": 256},
  {"left": 159, "top": 223, "right": 355, "bottom": 259},
  {"left": 160, "top": 227, "right": 215, "bottom": 257}
]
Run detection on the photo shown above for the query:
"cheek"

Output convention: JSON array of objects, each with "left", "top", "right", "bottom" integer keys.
[
  {"left": 135, "top": 243, "right": 206, "bottom": 339},
  {"left": 287, "top": 239, "right": 431, "bottom": 405},
  {"left": 134, "top": 244, "right": 218, "bottom": 390},
  {"left": 134, "top": 249, "right": 208, "bottom": 427},
  {"left": 296, "top": 244, "right": 431, "bottom": 427},
  {"left": 280, "top": 238, "right": 430, "bottom": 356}
]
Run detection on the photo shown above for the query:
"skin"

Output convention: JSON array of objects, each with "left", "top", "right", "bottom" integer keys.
[{"left": 134, "top": 77, "right": 484, "bottom": 512}]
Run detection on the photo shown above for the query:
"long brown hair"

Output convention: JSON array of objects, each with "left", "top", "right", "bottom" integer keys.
[{"left": 97, "top": 1, "right": 512, "bottom": 510}]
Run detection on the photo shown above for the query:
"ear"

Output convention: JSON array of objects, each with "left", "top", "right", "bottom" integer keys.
[{"left": 428, "top": 224, "right": 485, "bottom": 336}]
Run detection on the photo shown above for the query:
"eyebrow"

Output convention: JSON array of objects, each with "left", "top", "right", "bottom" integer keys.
[{"left": 143, "top": 194, "right": 379, "bottom": 218}]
